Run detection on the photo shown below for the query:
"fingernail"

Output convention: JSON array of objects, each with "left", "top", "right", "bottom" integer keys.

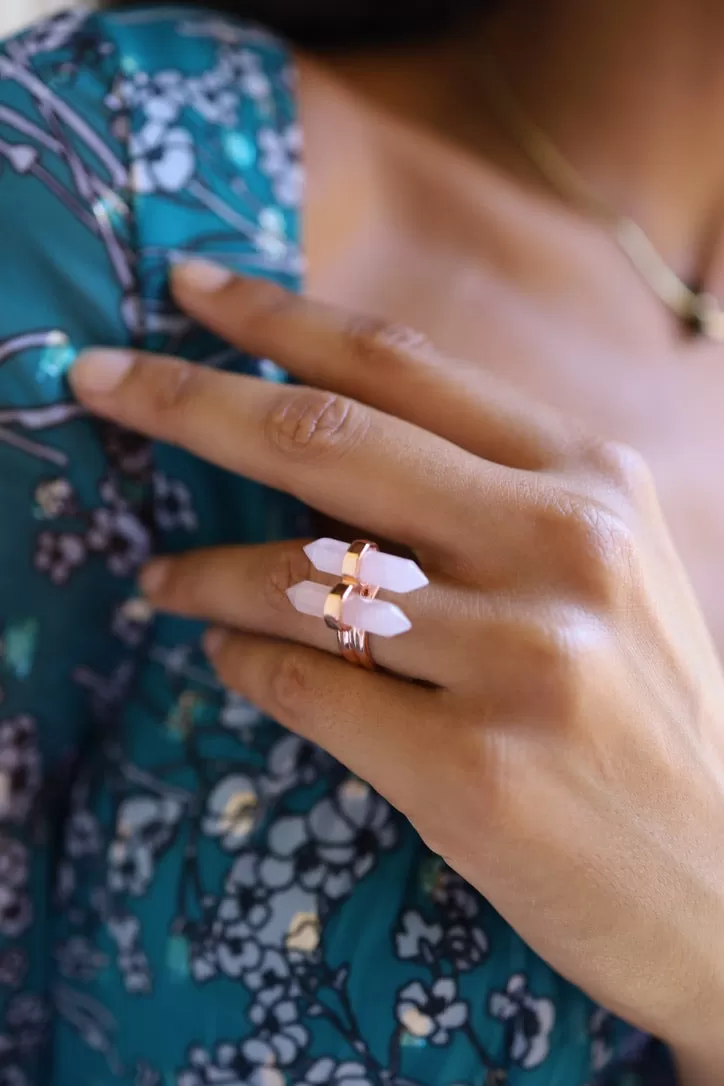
[
  {"left": 140, "top": 559, "right": 168, "bottom": 597},
  {"left": 204, "top": 627, "right": 228, "bottom": 659},
  {"left": 173, "top": 259, "right": 234, "bottom": 294},
  {"left": 71, "top": 349, "right": 134, "bottom": 394}
]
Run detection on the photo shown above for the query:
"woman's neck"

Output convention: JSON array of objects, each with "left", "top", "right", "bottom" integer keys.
[{"left": 319, "top": 0, "right": 724, "bottom": 283}]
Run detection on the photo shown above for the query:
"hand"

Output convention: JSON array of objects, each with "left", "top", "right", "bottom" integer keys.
[{"left": 70, "top": 262, "right": 724, "bottom": 1073}]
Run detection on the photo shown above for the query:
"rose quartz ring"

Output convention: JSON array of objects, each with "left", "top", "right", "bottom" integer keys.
[{"left": 287, "top": 537, "right": 428, "bottom": 668}]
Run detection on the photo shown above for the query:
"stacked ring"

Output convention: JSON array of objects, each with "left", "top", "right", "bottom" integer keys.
[
  {"left": 289, "top": 536, "right": 426, "bottom": 669},
  {"left": 324, "top": 542, "right": 380, "bottom": 669}
]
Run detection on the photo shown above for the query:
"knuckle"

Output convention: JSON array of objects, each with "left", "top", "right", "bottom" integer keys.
[
  {"left": 142, "top": 357, "right": 205, "bottom": 424},
  {"left": 267, "top": 389, "right": 370, "bottom": 463},
  {"left": 261, "top": 545, "right": 313, "bottom": 613},
  {"left": 344, "top": 315, "right": 435, "bottom": 371},
  {"left": 239, "top": 278, "right": 298, "bottom": 328},
  {"left": 267, "top": 648, "right": 311, "bottom": 720},
  {"left": 540, "top": 493, "right": 639, "bottom": 604},
  {"left": 584, "top": 438, "right": 655, "bottom": 500},
  {"left": 528, "top": 619, "right": 589, "bottom": 726}
]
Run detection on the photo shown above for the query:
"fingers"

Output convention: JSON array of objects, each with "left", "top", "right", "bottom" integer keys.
[
  {"left": 172, "top": 263, "right": 580, "bottom": 470},
  {"left": 139, "top": 541, "right": 468, "bottom": 686},
  {"left": 203, "top": 629, "right": 451, "bottom": 816},
  {"left": 69, "top": 348, "right": 490, "bottom": 553}
]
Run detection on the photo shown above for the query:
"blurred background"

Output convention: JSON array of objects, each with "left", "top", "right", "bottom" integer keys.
[{"left": 2, "top": 0, "right": 61, "bottom": 36}]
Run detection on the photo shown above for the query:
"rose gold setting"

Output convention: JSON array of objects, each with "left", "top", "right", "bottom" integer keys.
[
  {"left": 341, "top": 540, "right": 379, "bottom": 597},
  {"left": 323, "top": 582, "right": 356, "bottom": 632},
  {"left": 324, "top": 540, "right": 383, "bottom": 668}
]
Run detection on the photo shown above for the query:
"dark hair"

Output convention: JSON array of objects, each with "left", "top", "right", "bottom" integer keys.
[{"left": 112, "top": 1, "right": 486, "bottom": 49}]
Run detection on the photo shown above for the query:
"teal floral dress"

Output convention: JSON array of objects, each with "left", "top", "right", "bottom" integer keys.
[{"left": 0, "top": 7, "right": 677, "bottom": 1085}]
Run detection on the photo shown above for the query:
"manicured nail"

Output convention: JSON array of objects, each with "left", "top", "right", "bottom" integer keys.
[
  {"left": 173, "top": 259, "right": 234, "bottom": 293},
  {"left": 71, "top": 349, "right": 134, "bottom": 394},
  {"left": 140, "top": 559, "right": 168, "bottom": 597},
  {"left": 204, "top": 627, "right": 229, "bottom": 659}
]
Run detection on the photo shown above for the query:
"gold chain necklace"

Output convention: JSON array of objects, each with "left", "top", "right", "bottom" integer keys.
[{"left": 479, "top": 54, "right": 724, "bottom": 341}]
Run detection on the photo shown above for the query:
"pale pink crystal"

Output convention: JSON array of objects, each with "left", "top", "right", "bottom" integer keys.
[
  {"left": 287, "top": 581, "right": 411, "bottom": 637},
  {"left": 303, "top": 538, "right": 428, "bottom": 593}
]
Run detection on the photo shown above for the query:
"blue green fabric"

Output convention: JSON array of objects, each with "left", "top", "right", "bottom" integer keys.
[{"left": 0, "top": 7, "right": 676, "bottom": 1084}]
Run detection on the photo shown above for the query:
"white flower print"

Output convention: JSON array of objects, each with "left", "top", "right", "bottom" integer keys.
[
  {"left": 54, "top": 936, "right": 107, "bottom": 982},
  {"left": 202, "top": 774, "right": 259, "bottom": 851},
  {"left": 0, "top": 717, "right": 41, "bottom": 824},
  {"left": 589, "top": 1007, "right": 614, "bottom": 1074},
  {"left": 261, "top": 779, "right": 397, "bottom": 899},
  {"left": 112, "top": 69, "right": 187, "bottom": 126},
  {"left": 208, "top": 857, "right": 274, "bottom": 979},
  {"left": 34, "top": 477, "right": 76, "bottom": 519},
  {"left": 0, "top": 949, "right": 26, "bottom": 989},
  {"left": 152, "top": 472, "right": 198, "bottom": 532},
  {"left": 242, "top": 948, "right": 290, "bottom": 1008},
  {"left": 212, "top": 920, "right": 260, "bottom": 980},
  {"left": 262, "top": 734, "right": 331, "bottom": 795},
  {"left": 112, "top": 596, "right": 154, "bottom": 647},
  {"left": 135, "top": 1064, "right": 162, "bottom": 1086},
  {"left": 34, "top": 531, "right": 86, "bottom": 584},
  {"left": 108, "top": 795, "right": 184, "bottom": 896},
  {"left": 107, "top": 913, "right": 152, "bottom": 994},
  {"left": 488, "top": 973, "right": 555, "bottom": 1070},
  {"left": 87, "top": 504, "right": 151, "bottom": 577},
  {"left": 0, "top": 838, "right": 28, "bottom": 890},
  {"left": 430, "top": 866, "right": 479, "bottom": 921},
  {"left": 0, "top": 837, "right": 31, "bottom": 938},
  {"left": 255, "top": 208, "right": 288, "bottom": 261},
  {"left": 130, "top": 122, "right": 196, "bottom": 194},
  {"left": 64, "top": 808, "right": 103, "bottom": 859},
  {"left": 396, "top": 977, "right": 468, "bottom": 1045},
  {"left": 187, "top": 930, "right": 217, "bottom": 985},
  {"left": 220, "top": 691, "right": 263, "bottom": 733},
  {"left": 236, "top": 49, "right": 271, "bottom": 101},
  {"left": 444, "top": 923, "right": 489, "bottom": 973},
  {"left": 395, "top": 907, "right": 488, "bottom": 972},
  {"left": 178, "top": 1041, "right": 284, "bottom": 1086},
  {"left": 395, "top": 910, "right": 443, "bottom": 962},
  {"left": 220, "top": 853, "right": 272, "bottom": 932},
  {"left": 300, "top": 1060, "right": 374, "bottom": 1086},
  {"left": 257, "top": 125, "right": 303, "bottom": 207},
  {"left": 6, "top": 993, "right": 48, "bottom": 1054},
  {"left": 245, "top": 997, "right": 309, "bottom": 1067}
]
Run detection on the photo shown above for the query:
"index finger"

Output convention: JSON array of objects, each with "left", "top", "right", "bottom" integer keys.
[{"left": 69, "top": 348, "right": 488, "bottom": 552}]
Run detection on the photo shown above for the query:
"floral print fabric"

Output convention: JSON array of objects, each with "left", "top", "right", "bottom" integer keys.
[{"left": 0, "top": 7, "right": 676, "bottom": 1085}]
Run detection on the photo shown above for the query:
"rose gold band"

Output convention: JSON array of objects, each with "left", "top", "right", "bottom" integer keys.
[
  {"left": 341, "top": 540, "right": 379, "bottom": 598},
  {"left": 324, "top": 540, "right": 381, "bottom": 669}
]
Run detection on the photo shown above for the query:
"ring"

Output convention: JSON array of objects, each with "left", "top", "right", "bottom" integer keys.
[
  {"left": 341, "top": 540, "right": 379, "bottom": 598},
  {"left": 323, "top": 581, "right": 378, "bottom": 670},
  {"left": 288, "top": 536, "right": 428, "bottom": 665}
]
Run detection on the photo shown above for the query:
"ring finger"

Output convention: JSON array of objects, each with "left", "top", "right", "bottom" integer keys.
[{"left": 140, "top": 541, "right": 468, "bottom": 686}]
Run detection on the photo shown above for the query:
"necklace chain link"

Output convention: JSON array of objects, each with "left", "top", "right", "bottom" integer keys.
[{"left": 479, "top": 55, "right": 724, "bottom": 341}]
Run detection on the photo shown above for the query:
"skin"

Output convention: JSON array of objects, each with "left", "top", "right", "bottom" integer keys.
[
  {"left": 70, "top": 0, "right": 724, "bottom": 1079},
  {"left": 70, "top": 268, "right": 724, "bottom": 1084}
]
